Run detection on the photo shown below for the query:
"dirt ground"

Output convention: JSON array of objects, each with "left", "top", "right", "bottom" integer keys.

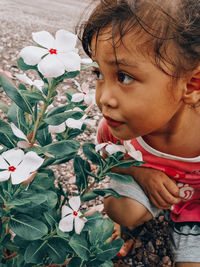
[{"left": 0, "top": 1, "right": 174, "bottom": 266}]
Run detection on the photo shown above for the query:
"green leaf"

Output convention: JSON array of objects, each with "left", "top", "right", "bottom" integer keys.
[
  {"left": 92, "top": 189, "right": 120, "bottom": 199},
  {"left": 6, "top": 190, "right": 48, "bottom": 207},
  {"left": 81, "top": 61, "right": 98, "bottom": 70},
  {"left": 59, "top": 70, "right": 80, "bottom": 80},
  {"left": 83, "top": 143, "right": 103, "bottom": 165},
  {"left": 44, "top": 110, "right": 83, "bottom": 125},
  {"left": 106, "top": 173, "right": 133, "bottom": 184},
  {"left": 18, "top": 58, "right": 37, "bottom": 71},
  {"left": 0, "top": 132, "right": 15, "bottom": 148},
  {"left": 46, "top": 105, "right": 67, "bottom": 117},
  {"left": 0, "top": 100, "right": 8, "bottom": 113},
  {"left": 24, "top": 239, "right": 47, "bottom": 264},
  {"left": 30, "top": 171, "right": 55, "bottom": 190},
  {"left": 0, "top": 118, "right": 15, "bottom": 136},
  {"left": 89, "top": 218, "right": 114, "bottom": 245},
  {"left": 81, "top": 191, "right": 98, "bottom": 202},
  {"left": 10, "top": 214, "right": 48, "bottom": 240},
  {"left": 0, "top": 73, "right": 33, "bottom": 114},
  {"left": 47, "top": 237, "right": 72, "bottom": 263},
  {"left": 7, "top": 103, "right": 28, "bottom": 134},
  {"left": 96, "top": 239, "right": 123, "bottom": 261},
  {"left": 43, "top": 209, "right": 57, "bottom": 227},
  {"left": 68, "top": 257, "right": 83, "bottom": 267},
  {"left": 69, "top": 233, "right": 90, "bottom": 261},
  {"left": 99, "top": 260, "right": 113, "bottom": 267},
  {"left": 21, "top": 90, "right": 45, "bottom": 102},
  {"left": 42, "top": 140, "right": 80, "bottom": 159},
  {"left": 74, "top": 156, "right": 90, "bottom": 192},
  {"left": 36, "top": 127, "right": 52, "bottom": 146},
  {"left": 114, "top": 159, "right": 144, "bottom": 168}
]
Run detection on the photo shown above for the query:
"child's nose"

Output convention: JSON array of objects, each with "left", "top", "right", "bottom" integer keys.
[{"left": 99, "top": 86, "right": 118, "bottom": 108}]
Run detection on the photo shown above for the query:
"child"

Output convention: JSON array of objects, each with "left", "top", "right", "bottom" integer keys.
[{"left": 80, "top": 0, "right": 200, "bottom": 265}]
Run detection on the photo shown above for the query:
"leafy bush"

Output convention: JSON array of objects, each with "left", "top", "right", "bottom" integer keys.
[{"left": 0, "top": 30, "right": 143, "bottom": 266}]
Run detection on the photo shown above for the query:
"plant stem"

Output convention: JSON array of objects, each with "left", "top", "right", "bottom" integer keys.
[{"left": 30, "top": 79, "right": 56, "bottom": 145}]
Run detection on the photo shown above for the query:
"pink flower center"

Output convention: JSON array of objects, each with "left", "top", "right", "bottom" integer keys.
[
  {"left": 73, "top": 211, "right": 78, "bottom": 216},
  {"left": 49, "top": 48, "right": 57, "bottom": 55},
  {"left": 8, "top": 166, "right": 16, "bottom": 172}
]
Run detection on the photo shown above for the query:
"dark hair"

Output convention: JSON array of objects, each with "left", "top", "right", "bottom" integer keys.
[{"left": 79, "top": 0, "right": 200, "bottom": 78}]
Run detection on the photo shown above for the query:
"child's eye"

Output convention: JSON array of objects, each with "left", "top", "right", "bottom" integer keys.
[
  {"left": 117, "top": 72, "right": 134, "bottom": 84},
  {"left": 92, "top": 70, "right": 103, "bottom": 80}
]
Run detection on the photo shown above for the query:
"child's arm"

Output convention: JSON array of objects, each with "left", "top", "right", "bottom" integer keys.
[{"left": 112, "top": 166, "right": 181, "bottom": 209}]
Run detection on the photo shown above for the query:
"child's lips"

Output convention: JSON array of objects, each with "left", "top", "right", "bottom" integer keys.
[{"left": 104, "top": 115, "right": 125, "bottom": 128}]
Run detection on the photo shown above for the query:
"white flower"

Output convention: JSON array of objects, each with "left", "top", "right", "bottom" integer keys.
[
  {"left": 81, "top": 58, "right": 93, "bottom": 64},
  {"left": 59, "top": 196, "right": 87, "bottom": 234},
  {"left": 10, "top": 123, "right": 30, "bottom": 149},
  {"left": 123, "top": 141, "right": 143, "bottom": 161},
  {"left": 49, "top": 113, "right": 95, "bottom": 133},
  {"left": 95, "top": 142, "right": 126, "bottom": 154},
  {"left": 19, "top": 30, "right": 81, "bottom": 78},
  {"left": 96, "top": 140, "right": 143, "bottom": 161},
  {"left": 0, "top": 145, "right": 3, "bottom": 151},
  {"left": 0, "top": 149, "right": 44, "bottom": 184},
  {"left": 66, "top": 114, "right": 95, "bottom": 130},
  {"left": 72, "top": 81, "right": 95, "bottom": 106},
  {"left": 15, "top": 73, "right": 44, "bottom": 92}
]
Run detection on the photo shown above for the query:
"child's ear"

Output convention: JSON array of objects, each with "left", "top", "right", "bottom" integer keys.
[{"left": 183, "top": 69, "right": 200, "bottom": 104}]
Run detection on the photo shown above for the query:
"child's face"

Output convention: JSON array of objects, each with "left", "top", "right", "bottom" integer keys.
[{"left": 91, "top": 28, "right": 185, "bottom": 140}]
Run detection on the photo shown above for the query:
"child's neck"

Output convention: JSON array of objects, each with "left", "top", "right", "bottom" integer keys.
[{"left": 142, "top": 106, "right": 200, "bottom": 158}]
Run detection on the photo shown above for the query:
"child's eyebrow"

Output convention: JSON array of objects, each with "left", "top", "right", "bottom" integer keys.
[{"left": 93, "top": 57, "right": 140, "bottom": 69}]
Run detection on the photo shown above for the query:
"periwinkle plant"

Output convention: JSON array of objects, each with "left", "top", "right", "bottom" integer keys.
[{"left": 0, "top": 30, "right": 143, "bottom": 266}]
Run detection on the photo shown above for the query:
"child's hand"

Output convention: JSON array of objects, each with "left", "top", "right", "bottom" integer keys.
[{"left": 112, "top": 166, "right": 181, "bottom": 209}]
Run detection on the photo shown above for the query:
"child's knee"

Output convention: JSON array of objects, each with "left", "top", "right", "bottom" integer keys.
[{"left": 104, "top": 195, "right": 152, "bottom": 227}]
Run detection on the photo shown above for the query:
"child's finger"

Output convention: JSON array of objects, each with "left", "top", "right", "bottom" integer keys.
[
  {"left": 149, "top": 191, "right": 172, "bottom": 209},
  {"left": 164, "top": 179, "right": 180, "bottom": 197},
  {"left": 159, "top": 184, "right": 181, "bottom": 205}
]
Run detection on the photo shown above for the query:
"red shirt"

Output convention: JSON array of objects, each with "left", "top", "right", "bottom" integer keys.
[{"left": 97, "top": 119, "right": 200, "bottom": 222}]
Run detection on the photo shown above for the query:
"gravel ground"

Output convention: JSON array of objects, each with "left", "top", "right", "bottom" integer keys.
[{"left": 0, "top": 1, "right": 174, "bottom": 266}]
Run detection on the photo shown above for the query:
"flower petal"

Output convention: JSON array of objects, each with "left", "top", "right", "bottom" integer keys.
[
  {"left": 17, "top": 151, "right": 44, "bottom": 173},
  {"left": 59, "top": 214, "right": 74, "bottom": 232},
  {"left": 71, "top": 93, "right": 84, "bottom": 103},
  {"left": 32, "top": 31, "right": 55, "bottom": 49},
  {"left": 33, "top": 80, "right": 44, "bottom": 91},
  {"left": 84, "top": 92, "right": 96, "bottom": 105},
  {"left": 11, "top": 169, "right": 30, "bottom": 185},
  {"left": 81, "top": 58, "right": 92, "bottom": 64},
  {"left": 0, "top": 170, "right": 10, "bottom": 182},
  {"left": 128, "top": 150, "right": 143, "bottom": 161},
  {"left": 95, "top": 143, "right": 107, "bottom": 152},
  {"left": 0, "top": 145, "right": 3, "bottom": 151},
  {"left": 0, "top": 155, "right": 9, "bottom": 169},
  {"left": 19, "top": 46, "right": 47, "bottom": 66},
  {"left": 10, "top": 123, "right": 27, "bottom": 141},
  {"left": 17, "top": 141, "right": 30, "bottom": 149},
  {"left": 38, "top": 54, "right": 65, "bottom": 78},
  {"left": 74, "top": 216, "right": 86, "bottom": 234},
  {"left": 106, "top": 144, "right": 126, "bottom": 154},
  {"left": 69, "top": 196, "right": 81, "bottom": 212},
  {"left": 62, "top": 205, "right": 73, "bottom": 218},
  {"left": 2, "top": 149, "right": 24, "bottom": 167},
  {"left": 65, "top": 118, "right": 83, "bottom": 130},
  {"left": 15, "top": 73, "right": 33, "bottom": 86},
  {"left": 55, "top": 30, "right": 77, "bottom": 52},
  {"left": 84, "top": 119, "right": 96, "bottom": 128},
  {"left": 57, "top": 52, "right": 81, "bottom": 72},
  {"left": 48, "top": 123, "right": 66, "bottom": 134}
]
